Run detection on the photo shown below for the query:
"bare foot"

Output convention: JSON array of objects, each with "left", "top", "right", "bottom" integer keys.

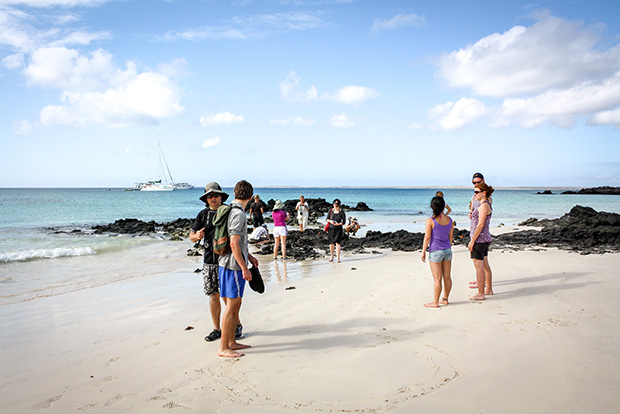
[
  {"left": 337, "top": 259, "right": 341, "bottom": 263},
  {"left": 424, "top": 302, "right": 440, "bottom": 308},
  {"left": 230, "top": 342, "right": 251, "bottom": 350},
  {"left": 469, "top": 280, "right": 477, "bottom": 285},
  {"left": 469, "top": 283, "right": 478, "bottom": 289},
  {"left": 328, "top": 257, "right": 333, "bottom": 262},
  {"left": 218, "top": 349, "right": 245, "bottom": 358},
  {"left": 485, "top": 290, "right": 494, "bottom": 296},
  {"left": 439, "top": 298, "right": 449, "bottom": 305},
  {"left": 469, "top": 294, "right": 486, "bottom": 301}
]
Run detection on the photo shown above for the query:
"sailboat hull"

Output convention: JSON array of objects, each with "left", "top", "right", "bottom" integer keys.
[{"left": 140, "top": 184, "right": 175, "bottom": 191}]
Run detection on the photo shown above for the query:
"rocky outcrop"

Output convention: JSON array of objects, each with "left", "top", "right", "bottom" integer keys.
[
  {"left": 90, "top": 205, "right": 620, "bottom": 259},
  {"left": 500, "top": 205, "right": 620, "bottom": 254},
  {"left": 92, "top": 217, "right": 193, "bottom": 239},
  {"left": 561, "top": 186, "right": 620, "bottom": 195},
  {"left": 252, "top": 227, "right": 471, "bottom": 260}
]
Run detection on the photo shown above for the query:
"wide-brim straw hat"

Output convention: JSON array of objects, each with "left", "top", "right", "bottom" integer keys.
[
  {"left": 199, "top": 182, "right": 229, "bottom": 203},
  {"left": 273, "top": 199, "right": 286, "bottom": 210}
]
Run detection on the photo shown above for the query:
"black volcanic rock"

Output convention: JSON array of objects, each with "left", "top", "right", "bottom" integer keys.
[
  {"left": 501, "top": 205, "right": 620, "bottom": 254},
  {"left": 561, "top": 186, "right": 620, "bottom": 195}
]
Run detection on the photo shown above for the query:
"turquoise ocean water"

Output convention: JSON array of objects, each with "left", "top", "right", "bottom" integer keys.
[{"left": 1, "top": 187, "right": 619, "bottom": 304}]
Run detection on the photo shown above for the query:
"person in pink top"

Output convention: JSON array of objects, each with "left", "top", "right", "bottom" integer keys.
[
  {"left": 271, "top": 200, "right": 288, "bottom": 260},
  {"left": 421, "top": 196, "right": 454, "bottom": 308}
]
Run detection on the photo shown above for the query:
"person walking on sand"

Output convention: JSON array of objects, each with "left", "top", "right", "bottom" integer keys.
[
  {"left": 218, "top": 180, "right": 259, "bottom": 358},
  {"left": 272, "top": 200, "right": 288, "bottom": 260},
  {"left": 295, "top": 195, "right": 310, "bottom": 232},
  {"left": 421, "top": 196, "right": 454, "bottom": 308},
  {"left": 326, "top": 199, "right": 346, "bottom": 263},
  {"left": 189, "top": 182, "right": 243, "bottom": 342},
  {"left": 469, "top": 183, "right": 495, "bottom": 301},
  {"left": 435, "top": 191, "right": 452, "bottom": 215},
  {"left": 468, "top": 173, "right": 492, "bottom": 290}
]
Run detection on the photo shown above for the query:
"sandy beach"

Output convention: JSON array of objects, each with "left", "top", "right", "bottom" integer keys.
[{"left": 1, "top": 244, "right": 619, "bottom": 413}]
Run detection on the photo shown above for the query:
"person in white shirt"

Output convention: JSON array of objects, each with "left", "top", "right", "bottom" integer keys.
[
  {"left": 295, "top": 195, "right": 310, "bottom": 232},
  {"left": 249, "top": 224, "right": 269, "bottom": 244}
]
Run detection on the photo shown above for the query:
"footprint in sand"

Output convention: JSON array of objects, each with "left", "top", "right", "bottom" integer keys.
[
  {"left": 162, "top": 401, "right": 193, "bottom": 410},
  {"left": 32, "top": 394, "right": 63, "bottom": 409}
]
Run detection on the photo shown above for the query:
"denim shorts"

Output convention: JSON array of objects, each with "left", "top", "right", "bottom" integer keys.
[{"left": 429, "top": 248, "right": 452, "bottom": 263}]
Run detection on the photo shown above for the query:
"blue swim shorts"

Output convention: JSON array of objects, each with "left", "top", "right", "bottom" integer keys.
[
  {"left": 429, "top": 248, "right": 452, "bottom": 262},
  {"left": 218, "top": 267, "right": 246, "bottom": 299}
]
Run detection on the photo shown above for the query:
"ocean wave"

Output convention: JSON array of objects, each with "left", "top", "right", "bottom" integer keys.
[{"left": 0, "top": 247, "right": 96, "bottom": 262}]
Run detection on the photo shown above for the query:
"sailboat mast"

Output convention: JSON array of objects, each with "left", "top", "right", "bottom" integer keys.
[{"left": 158, "top": 142, "right": 175, "bottom": 185}]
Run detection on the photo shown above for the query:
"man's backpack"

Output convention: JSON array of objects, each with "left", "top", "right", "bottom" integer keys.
[{"left": 212, "top": 205, "right": 232, "bottom": 256}]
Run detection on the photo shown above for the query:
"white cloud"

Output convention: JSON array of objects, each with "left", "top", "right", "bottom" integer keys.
[
  {"left": 330, "top": 113, "right": 355, "bottom": 128},
  {"left": 199, "top": 112, "right": 245, "bottom": 126},
  {"left": 202, "top": 136, "right": 221, "bottom": 149},
  {"left": 437, "top": 14, "right": 620, "bottom": 98},
  {"left": 269, "top": 116, "right": 315, "bottom": 126},
  {"left": 1, "top": 53, "right": 24, "bottom": 69},
  {"left": 589, "top": 108, "right": 620, "bottom": 128},
  {"left": 280, "top": 72, "right": 378, "bottom": 105},
  {"left": 0, "top": 1, "right": 107, "bottom": 6},
  {"left": 39, "top": 69, "right": 184, "bottom": 128},
  {"left": 156, "top": 11, "right": 327, "bottom": 41},
  {"left": 499, "top": 73, "right": 620, "bottom": 128},
  {"left": 408, "top": 122, "right": 424, "bottom": 130},
  {"left": 24, "top": 47, "right": 117, "bottom": 91},
  {"left": 433, "top": 12, "right": 620, "bottom": 130},
  {"left": 0, "top": 7, "right": 110, "bottom": 53},
  {"left": 371, "top": 13, "right": 424, "bottom": 33},
  {"left": 323, "top": 85, "right": 379, "bottom": 104},
  {"left": 279, "top": 71, "right": 318, "bottom": 103},
  {"left": 429, "top": 97, "right": 487, "bottom": 130},
  {"left": 293, "top": 116, "right": 315, "bottom": 126},
  {"left": 13, "top": 120, "right": 35, "bottom": 135}
]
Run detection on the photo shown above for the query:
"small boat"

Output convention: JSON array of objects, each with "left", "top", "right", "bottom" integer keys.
[{"left": 174, "top": 182, "right": 194, "bottom": 190}]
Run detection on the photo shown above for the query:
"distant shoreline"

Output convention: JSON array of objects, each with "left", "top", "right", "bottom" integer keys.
[{"left": 0, "top": 186, "right": 585, "bottom": 191}]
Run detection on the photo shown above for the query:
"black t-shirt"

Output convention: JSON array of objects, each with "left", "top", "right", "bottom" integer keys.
[
  {"left": 249, "top": 201, "right": 265, "bottom": 217},
  {"left": 192, "top": 208, "right": 218, "bottom": 264}
]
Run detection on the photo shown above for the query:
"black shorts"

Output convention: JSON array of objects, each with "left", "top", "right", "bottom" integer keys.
[
  {"left": 471, "top": 242, "right": 491, "bottom": 260},
  {"left": 252, "top": 214, "right": 264, "bottom": 227}
]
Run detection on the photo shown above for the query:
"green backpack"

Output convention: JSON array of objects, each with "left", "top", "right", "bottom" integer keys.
[{"left": 212, "top": 205, "right": 232, "bottom": 256}]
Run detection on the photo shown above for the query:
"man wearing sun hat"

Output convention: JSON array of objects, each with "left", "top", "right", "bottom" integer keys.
[{"left": 189, "top": 182, "right": 243, "bottom": 342}]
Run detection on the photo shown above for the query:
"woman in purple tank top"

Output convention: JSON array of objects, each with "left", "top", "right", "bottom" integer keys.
[
  {"left": 469, "top": 183, "right": 495, "bottom": 301},
  {"left": 421, "top": 196, "right": 454, "bottom": 308}
]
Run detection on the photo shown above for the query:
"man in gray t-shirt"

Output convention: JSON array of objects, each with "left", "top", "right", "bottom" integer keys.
[
  {"left": 217, "top": 180, "right": 259, "bottom": 358},
  {"left": 218, "top": 199, "right": 250, "bottom": 271}
]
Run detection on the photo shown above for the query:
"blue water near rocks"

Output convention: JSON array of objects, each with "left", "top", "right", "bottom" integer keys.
[{"left": 1, "top": 187, "right": 619, "bottom": 304}]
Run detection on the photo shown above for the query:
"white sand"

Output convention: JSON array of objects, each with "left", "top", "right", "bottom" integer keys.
[{"left": 1, "top": 246, "right": 619, "bottom": 413}]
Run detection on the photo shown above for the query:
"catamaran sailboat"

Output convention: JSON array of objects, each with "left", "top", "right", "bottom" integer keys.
[{"left": 134, "top": 143, "right": 193, "bottom": 191}]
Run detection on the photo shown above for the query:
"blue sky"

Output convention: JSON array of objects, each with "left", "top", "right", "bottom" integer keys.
[{"left": 1, "top": 0, "right": 619, "bottom": 188}]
